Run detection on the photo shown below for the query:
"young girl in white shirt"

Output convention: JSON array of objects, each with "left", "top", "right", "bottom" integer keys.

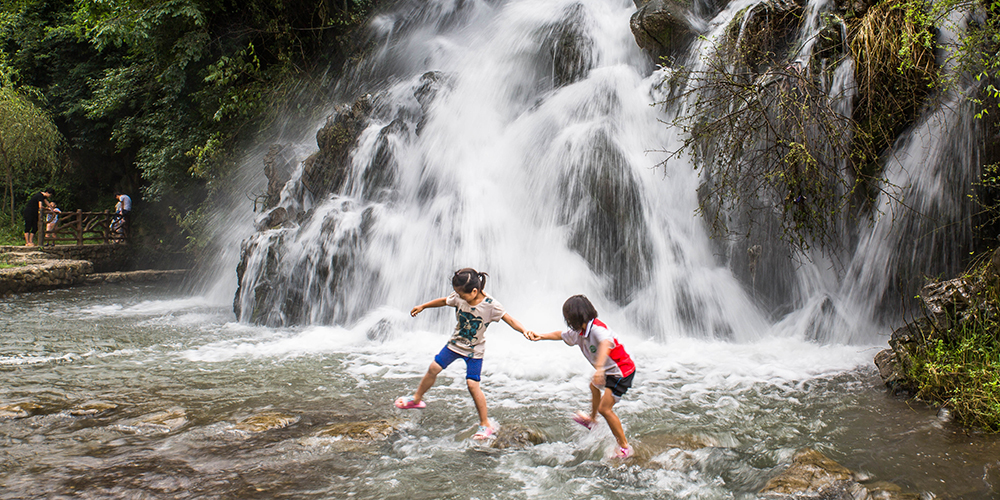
[
  {"left": 395, "top": 268, "right": 531, "bottom": 440},
  {"left": 529, "top": 294, "right": 636, "bottom": 458}
]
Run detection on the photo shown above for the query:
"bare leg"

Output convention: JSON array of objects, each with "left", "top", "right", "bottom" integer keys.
[
  {"left": 467, "top": 379, "right": 489, "bottom": 427},
  {"left": 412, "top": 361, "right": 443, "bottom": 403},
  {"left": 589, "top": 383, "right": 602, "bottom": 421},
  {"left": 597, "top": 388, "right": 628, "bottom": 448},
  {"left": 24, "top": 233, "right": 33, "bottom": 246}
]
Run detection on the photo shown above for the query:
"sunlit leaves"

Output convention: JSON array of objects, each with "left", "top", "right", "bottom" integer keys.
[{"left": 0, "top": 85, "right": 63, "bottom": 223}]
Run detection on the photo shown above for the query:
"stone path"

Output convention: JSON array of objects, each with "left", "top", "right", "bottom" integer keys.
[{"left": 0, "top": 246, "right": 188, "bottom": 297}]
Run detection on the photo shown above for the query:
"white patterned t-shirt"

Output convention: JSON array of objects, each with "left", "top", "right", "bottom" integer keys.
[{"left": 444, "top": 292, "right": 506, "bottom": 359}]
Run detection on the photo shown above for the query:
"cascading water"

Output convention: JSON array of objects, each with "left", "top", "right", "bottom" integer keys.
[
  {"left": 224, "top": 0, "right": 981, "bottom": 344},
  {"left": 230, "top": 0, "right": 772, "bottom": 340}
]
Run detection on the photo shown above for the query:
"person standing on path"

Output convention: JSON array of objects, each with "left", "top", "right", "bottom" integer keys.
[{"left": 22, "top": 188, "right": 54, "bottom": 246}]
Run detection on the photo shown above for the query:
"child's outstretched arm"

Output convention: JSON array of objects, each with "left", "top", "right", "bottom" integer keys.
[
  {"left": 410, "top": 297, "right": 448, "bottom": 317},
  {"left": 528, "top": 330, "right": 562, "bottom": 341},
  {"left": 501, "top": 313, "right": 532, "bottom": 340}
]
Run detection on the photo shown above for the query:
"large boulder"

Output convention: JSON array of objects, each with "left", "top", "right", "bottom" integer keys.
[
  {"left": 547, "top": 3, "right": 595, "bottom": 87},
  {"left": 760, "top": 448, "right": 920, "bottom": 499},
  {"left": 630, "top": 0, "right": 698, "bottom": 62},
  {"left": 301, "top": 94, "right": 373, "bottom": 196}
]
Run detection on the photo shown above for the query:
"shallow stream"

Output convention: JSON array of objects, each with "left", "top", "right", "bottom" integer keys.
[{"left": 3, "top": 284, "right": 999, "bottom": 499}]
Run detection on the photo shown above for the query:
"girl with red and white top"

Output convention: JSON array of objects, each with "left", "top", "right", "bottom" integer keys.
[{"left": 528, "top": 294, "right": 636, "bottom": 459}]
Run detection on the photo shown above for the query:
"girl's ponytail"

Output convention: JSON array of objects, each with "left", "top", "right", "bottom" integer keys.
[{"left": 452, "top": 268, "right": 488, "bottom": 293}]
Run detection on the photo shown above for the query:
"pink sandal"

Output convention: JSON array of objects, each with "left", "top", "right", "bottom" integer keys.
[
  {"left": 394, "top": 396, "right": 426, "bottom": 409},
  {"left": 472, "top": 424, "right": 496, "bottom": 440},
  {"left": 615, "top": 445, "right": 634, "bottom": 459},
  {"left": 572, "top": 411, "right": 595, "bottom": 430}
]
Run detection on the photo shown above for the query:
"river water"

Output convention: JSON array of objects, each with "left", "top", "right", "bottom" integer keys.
[{"left": 3, "top": 283, "right": 1000, "bottom": 499}]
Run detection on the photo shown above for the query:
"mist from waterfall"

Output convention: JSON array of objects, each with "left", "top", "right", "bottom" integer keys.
[{"left": 210, "top": 0, "right": 980, "bottom": 346}]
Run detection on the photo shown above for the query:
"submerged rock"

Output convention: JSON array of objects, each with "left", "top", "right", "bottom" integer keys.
[
  {"left": 622, "top": 432, "right": 721, "bottom": 468},
  {"left": 488, "top": 424, "right": 546, "bottom": 450},
  {"left": 0, "top": 402, "right": 42, "bottom": 419},
  {"left": 316, "top": 419, "right": 399, "bottom": 441},
  {"left": 115, "top": 409, "right": 188, "bottom": 434},
  {"left": 69, "top": 401, "right": 118, "bottom": 416},
  {"left": 233, "top": 411, "right": 300, "bottom": 433},
  {"left": 759, "top": 448, "right": 920, "bottom": 500}
]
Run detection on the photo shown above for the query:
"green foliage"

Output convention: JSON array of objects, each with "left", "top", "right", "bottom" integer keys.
[
  {"left": 909, "top": 261, "right": 1000, "bottom": 431},
  {"left": 661, "top": 59, "right": 865, "bottom": 253},
  {"left": 0, "top": 0, "right": 378, "bottom": 252},
  {"left": 849, "top": 0, "right": 937, "bottom": 179},
  {"left": 0, "top": 84, "right": 64, "bottom": 226}
]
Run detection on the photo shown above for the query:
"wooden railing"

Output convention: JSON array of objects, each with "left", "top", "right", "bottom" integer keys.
[{"left": 36, "top": 208, "right": 129, "bottom": 246}]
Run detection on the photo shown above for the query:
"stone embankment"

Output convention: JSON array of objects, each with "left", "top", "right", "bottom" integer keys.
[{"left": 0, "top": 245, "right": 187, "bottom": 297}]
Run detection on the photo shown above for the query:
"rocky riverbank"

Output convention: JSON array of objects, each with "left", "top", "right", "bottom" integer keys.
[
  {"left": 874, "top": 248, "right": 1000, "bottom": 431},
  {"left": 0, "top": 246, "right": 188, "bottom": 297}
]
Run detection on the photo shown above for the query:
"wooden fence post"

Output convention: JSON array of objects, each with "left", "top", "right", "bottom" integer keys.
[{"left": 76, "top": 209, "right": 83, "bottom": 245}]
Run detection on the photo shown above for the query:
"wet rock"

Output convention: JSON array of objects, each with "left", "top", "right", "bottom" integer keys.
[
  {"left": 629, "top": 0, "right": 698, "bottom": 62},
  {"left": 760, "top": 448, "right": 853, "bottom": 495},
  {"left": 723, "top": 0, "right": 802, "bottom": 71},
  {"left": 115, "top": 409, "right": 188, "bottom": 434},
  {"left": 70, "top": 401, "right": 118, "bottom": 416},
  {"left": 301, "top": 94, "right": 373, "bottom": 197},
  {"left": 254, "top": 207, "right": 289, "bottom": 231},
  {"left": 561, "top": 129, "right": 653, "bottom": 306},
  {"left": 873, "top": 349, "right": 907, "bottom": 393},
  {"left": 0, "top": 402, "right": 43, "bottom": 419},
  {"left": 362, "top": 119, "right": 408, "bottom": 202},
  {"left": 546, "top": 3, "right": 594, "bottom": 87},
  {"left": 759, "top": 448, "right": 920, "bottom": 500},
  {"left": 488, "top": 424, "right": 545, "bottom": 450},
  {"left": 641, "top": 432, "right": 720, "bottom": 452},
  {"left": 234, "top": 411, "right": 300, "bottom": 433},
  {"left": 316, "top": 419, "right": 399, "bottom": 441},
  {"left": 920, "top": 277, "right": 974, "bottom": 332},
  {"left": 263, "top": 144, "right": 295, "bottom": 209}
]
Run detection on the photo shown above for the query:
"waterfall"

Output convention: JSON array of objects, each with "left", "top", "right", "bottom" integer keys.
[{"left": 215, "top": 0, "right": 982, "bottom": 345}]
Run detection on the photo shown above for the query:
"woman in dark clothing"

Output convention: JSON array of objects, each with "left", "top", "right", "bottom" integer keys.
[{"left": 22, "top": 188, "right": 54, "bottom": 246}]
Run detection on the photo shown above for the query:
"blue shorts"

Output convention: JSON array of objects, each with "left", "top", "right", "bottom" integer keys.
[{"left": 434, "top": 346, "right": 483, "bottom": 382}]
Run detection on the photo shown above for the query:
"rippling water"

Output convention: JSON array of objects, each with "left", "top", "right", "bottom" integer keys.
[{"left": 2, "top": 284, "right": 998, "bottom": 499}]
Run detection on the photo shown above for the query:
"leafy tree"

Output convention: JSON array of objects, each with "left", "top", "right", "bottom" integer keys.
[
  {"left": 0, "top": 0, "right": 377, "bottom": 251},
  {"left": 0, "top": 84, "right": 63, "bottom": 225}
]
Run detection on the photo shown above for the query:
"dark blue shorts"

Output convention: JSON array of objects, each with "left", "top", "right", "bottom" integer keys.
[{"left": 434, "top": 346, "right": 483, "bottom": 382}]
